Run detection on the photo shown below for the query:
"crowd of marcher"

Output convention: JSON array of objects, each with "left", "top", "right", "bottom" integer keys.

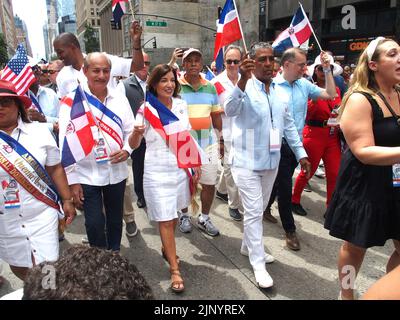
[{"left": 0, "top": 21, "right": 399, "bottom": 299}]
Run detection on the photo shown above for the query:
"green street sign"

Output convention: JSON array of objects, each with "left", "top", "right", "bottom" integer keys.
[{"left": 146, "top": 20, "right": 167, "bottom": 27}]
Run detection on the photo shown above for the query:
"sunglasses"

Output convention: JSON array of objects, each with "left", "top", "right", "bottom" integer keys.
[
  {"left": 42, "top": 69, "right": 60, "bottom": 74},
  {"left": 144, "top": 61, "right": 151, "bottom": 66},
  {"left": 226, "top": 59, "right": 240, "bottom": 65}
]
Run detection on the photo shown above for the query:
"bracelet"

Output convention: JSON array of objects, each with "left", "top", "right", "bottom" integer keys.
[
  {"left": 323, "top": 68, "right": 331, "bottom": 73},
  {"left": 62, "top": 198, "right": 74, "bottom": 204}
]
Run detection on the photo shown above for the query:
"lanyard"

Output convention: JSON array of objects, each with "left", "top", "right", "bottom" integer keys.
[{"left": 265, "top": 92, "right": 274, "bottom": 129}]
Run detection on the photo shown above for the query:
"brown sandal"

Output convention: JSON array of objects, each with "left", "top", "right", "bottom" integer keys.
[
  {"left": 161, "top": 247, "right": 180, "bottom": 264},
  {"left": 170, "top": 268, "right": 184, "bottom": 293}
]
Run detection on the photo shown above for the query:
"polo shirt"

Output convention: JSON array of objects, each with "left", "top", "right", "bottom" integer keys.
[{"left": 179, "top": 76, "right": 221, "bottom": 149}]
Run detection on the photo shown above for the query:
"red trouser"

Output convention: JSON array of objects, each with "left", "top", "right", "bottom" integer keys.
[{"left": 292, "top": 125, "right": 341, "bottom": 206}]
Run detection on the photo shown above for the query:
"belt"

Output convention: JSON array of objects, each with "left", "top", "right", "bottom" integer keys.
[{"left": 306, "top": 120, "right": 328, "bottom": 128}]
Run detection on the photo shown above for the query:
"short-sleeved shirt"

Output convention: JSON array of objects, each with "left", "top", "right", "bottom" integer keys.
[
  {"left": 272, "top": 73, "right": 323, "bottom": 138},
  {"left": 57, "top": 54, "right": 132, "bottom": 98},
  {"left": 179, "top": 76, "right": 221, "bottom": 149}
]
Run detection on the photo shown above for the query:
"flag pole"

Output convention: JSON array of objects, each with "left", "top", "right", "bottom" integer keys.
[
  {"left": 299, "top": 2, "right": 323, "bottom": 52},
  {"left": 206, "top": 65, "right": 215, "bottom": 76},
  {"left": 232, "top": 0, "right": 248, "bottom": 54},
  {"left": 77, "top": 83, "right": 113, "bottom": 154},
  {"left": 128, "top": 0, "right": 135, "bottom": 20}
]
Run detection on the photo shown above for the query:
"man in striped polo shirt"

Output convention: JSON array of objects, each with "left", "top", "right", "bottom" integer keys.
[{"left": 178, "top": 48, "right": 223, "bottom": 237}]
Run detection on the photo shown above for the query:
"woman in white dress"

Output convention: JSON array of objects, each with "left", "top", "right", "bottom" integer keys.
[
  {"left": 0, "top": 80, "right": 76, "bottom": 280},
  {"left": 129, "top": 64, "right": 200, "bottom": 293}
]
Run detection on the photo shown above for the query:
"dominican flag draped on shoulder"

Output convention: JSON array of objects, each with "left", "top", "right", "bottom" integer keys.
[
  {"left": 144, "top": 92, "right": 206, "bottom": 169},
  {"left": 213, "top": 0, "right": 242, "bottom": 61},
  {"left": 272, "top": 6, "right": 312, "bottom": 53},
  {"left": 61, "top": 87, "right": 96, "bottom": 168},
  {"left": 112, "top": 0, "right": 128, "bottom": 28},
  {"left": 0, "top": 44, "right": 36, "bottom": 95}
]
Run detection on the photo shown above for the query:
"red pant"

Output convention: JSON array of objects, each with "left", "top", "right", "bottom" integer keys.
[{"left": 292, "top": 125, "right": 341, "bottom": 206}]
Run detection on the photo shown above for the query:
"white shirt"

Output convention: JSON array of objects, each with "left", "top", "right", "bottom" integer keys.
[
  {"left": 0, "top": 120, "right": 60, "bottom": 267},
  {"left": 116, "top": 73, "right": 147, "bottom": 97},
  {"left": 28, "top": 86, "right": 60, "bottom": 125},
  {"left": 211, "top": 70, "right": 240, "bottom": 142},
  {"left": 58, "top": 86, "right": 135, "bottom": 186},
  {"left": 56, "top": 54, "right": 132, "bottom": 98}
]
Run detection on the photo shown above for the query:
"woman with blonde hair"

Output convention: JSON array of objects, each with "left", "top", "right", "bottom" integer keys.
[{"left": 324, "top": 37, "right": 400, "bottom": 299}]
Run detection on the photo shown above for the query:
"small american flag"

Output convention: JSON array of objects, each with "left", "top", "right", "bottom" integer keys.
[{"left": 0, "top": 44, "right": 36, "bottom": 95}]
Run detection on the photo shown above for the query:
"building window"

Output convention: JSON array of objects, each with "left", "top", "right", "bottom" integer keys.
[
  {"left": 97, "top": 19, "right": 100, "bottom": 26},
  {"left": 91, "top": 8, "right": 94, "bottom": 15},
  {"left": 90, "top": 0, "right": 93, "bottom": 4},
  {"left": 92, "top": 19, "right": 95, "bottom": 25}
]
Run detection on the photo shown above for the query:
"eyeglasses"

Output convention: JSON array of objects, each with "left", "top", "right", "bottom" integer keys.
[
  {"left": 42, "top": 69, "right": 60, "bottom": 74},
  {"left": 144, "top": 61, "right": 151, "bottom": 66},
  {"left": 0, "top": 97, "right": 15, "bottom": 107},
  {"left": 225, "top": 59, "right": 240, "bottom": 65}
]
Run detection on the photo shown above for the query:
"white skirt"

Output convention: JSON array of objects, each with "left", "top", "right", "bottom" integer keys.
[
  {"left": 144, "top": 162, "right": 191, "bottom": 222},
  {"left": 0, "top": 206, "right": 59, "bottom": 268}
]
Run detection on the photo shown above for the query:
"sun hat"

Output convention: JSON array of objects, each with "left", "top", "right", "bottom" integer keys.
[
  {"left": 0, "top": 79, "right": 32, "bottom": 108},
  {"left": 308, "top": 54, "right": 343, "bottom": 77}
]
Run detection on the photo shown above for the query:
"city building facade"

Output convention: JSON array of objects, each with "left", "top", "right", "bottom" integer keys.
[
  {"left": 0, "top": 0, "right": 17, "bottom": 56},
  {"left": 75, "top": 0, "right": 100, "bottom": 52},
  {"left": 14, "top": 15, "right": 32, "bottom": 57},
  {"left": 261, "top": 0, "right": 400, "bottom": 64}
]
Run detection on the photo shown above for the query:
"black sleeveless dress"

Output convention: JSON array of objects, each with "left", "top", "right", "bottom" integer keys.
[{"left": 324, "top": 92, "right": 400, "bottom": 248}]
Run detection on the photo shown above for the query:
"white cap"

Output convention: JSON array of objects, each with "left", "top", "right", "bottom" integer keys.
[{"left": 182, "top": 48, "right": 202, "bottom": 61}]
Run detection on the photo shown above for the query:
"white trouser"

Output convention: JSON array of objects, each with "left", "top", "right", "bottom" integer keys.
[
  {"left": 217, "top": 141, "right": 243, "bottom": 212},
  {"left": 231, "top": 166, "right": 278, "bottom": 271}
]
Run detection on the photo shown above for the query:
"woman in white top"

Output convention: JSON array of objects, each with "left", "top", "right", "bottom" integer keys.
[
  {"left": 129, "top": 64, "right": 200, "bottom": 294},
  {"left": 0, "top": 80, "right": 75, "bottom": 280}
]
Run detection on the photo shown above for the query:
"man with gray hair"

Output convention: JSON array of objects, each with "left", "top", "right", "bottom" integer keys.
[
  {"left": 225, "top": 42, "right": 310, "bottom": 288},
  {"left": 58, "top": 52, "right": 135, "bottom": 252},
  {"left": 264, "top": 47, "right": 336, "bottom": 251}
]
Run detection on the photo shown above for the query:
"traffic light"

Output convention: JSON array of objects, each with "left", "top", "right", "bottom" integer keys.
[
  {"left": 110, "top": 19, "right": 121, "bottom": 30},
  {"left": 152, "top": 39, "right": 157, "bottom": 48}
]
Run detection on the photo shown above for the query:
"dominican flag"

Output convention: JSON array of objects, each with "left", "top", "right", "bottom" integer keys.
[
  {"left": 272, "top": 6, "right": 312, "bottom": 53},
  {"left": 205, "top": 68, "right": 215, "bottom": 81},
  {"left": 112, "top": 0, "right": 128, "bottom": 28},
  {"left": 213, "top": 0, "right": 242, "bottom": 61},
  {"left": 61, "top": 87, "right": 96, "bottom": 168},
  {"left": 215, "top": 49, "right": 224, "bottom": 74},
  {"left": 0, "top": 44, "right": 36, "bottom": 95},
  {"left": 144, "top": 92, "right": 206, "bottom": 169}
]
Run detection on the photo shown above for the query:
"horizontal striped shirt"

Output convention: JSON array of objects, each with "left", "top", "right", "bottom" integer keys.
[{"left": 179, "top": 76, "right": 222, "bottom": 149}]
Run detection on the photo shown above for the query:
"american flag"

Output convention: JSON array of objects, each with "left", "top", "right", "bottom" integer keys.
[{"left": 0, "top": 44, "right": 36, "bottom": 95}]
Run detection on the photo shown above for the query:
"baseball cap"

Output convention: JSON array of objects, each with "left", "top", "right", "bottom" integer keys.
[{"left": 182, "top": 48, "right": 202, "bottom": 61}]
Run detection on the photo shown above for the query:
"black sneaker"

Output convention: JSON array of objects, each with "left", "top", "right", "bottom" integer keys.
[
  {"left": 291, "top": 203, "right": 308, "bottom": 216},
  {"left": 229, "top": 208, "right": 242, "bottom": 221},
  {"left": 125, "top": 221, "right": 138, "bottom": 237},
  {"left": 216, "top": 191, "right": 228, "bottom": 202},
  {"left": 137, "top": 197, "right": 146, "bottom": 208}
]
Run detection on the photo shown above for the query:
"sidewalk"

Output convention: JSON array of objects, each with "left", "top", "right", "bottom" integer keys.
[{"left": 0, "top": 175, "right": 393, "bottom": 299}]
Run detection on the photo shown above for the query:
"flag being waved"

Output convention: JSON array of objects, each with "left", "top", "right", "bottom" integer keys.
[
  {"left": 144, "top": 92, "right": 206, "bottom": 169},
  {"left": 272, "top": 6, "right": 312, "bottom": 53},
  {"left": 61, "top": 87, "right": 96, "bottom": 168},
  {"left": 0, "top": 44, "right": 36, "bottom": 95},
  {"left": 213, "top": 0, "right": 242, "bottom": 61},
  {"left": 112, "top": 0, "right": 128, "bottom": 28}
]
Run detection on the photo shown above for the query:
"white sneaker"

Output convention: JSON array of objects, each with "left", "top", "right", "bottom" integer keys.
[
  {"left": 240, "top": 247, "right": 275, "bottom": 264},
  {"left": 254, "top": 269, "right": 274, "bottom": 288}
]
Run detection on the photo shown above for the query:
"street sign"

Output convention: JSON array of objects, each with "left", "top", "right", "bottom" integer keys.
[{"left": 146, "top": 20, "right": 167, "bottom": 27}]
